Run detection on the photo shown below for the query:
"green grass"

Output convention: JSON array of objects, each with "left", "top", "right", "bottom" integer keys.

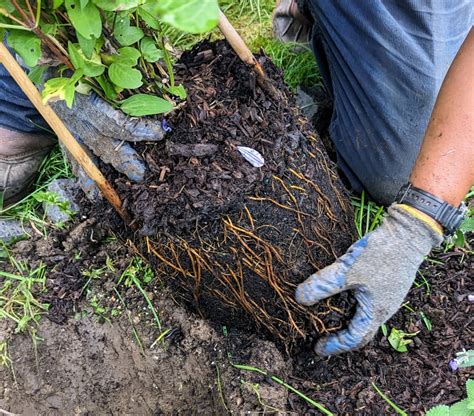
[
  {"left": 351, "top": 192, "right": 386, "bottom": 238},
  {"left": 119, "top": 257, "right": 162, "bottom": 334},
  {"left": 0, "top": 244, "right": 49, "bottom": 365},
  {"left": 232, "top": 363, "right": 334, "bottom": 415},
  {"left": 0, "top": 146, "right": 72, "bottom": 236},
  {"left": 372, "top": 383, "right": 408, "bottom": 416}
]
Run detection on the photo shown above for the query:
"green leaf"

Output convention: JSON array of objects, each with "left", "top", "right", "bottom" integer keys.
[
  {"left": 120, "top": 94, "right": 173, "bottom": 116},
  {"left": 42, "top": 75, "right": 80, "bottom": 108},
  {"left": 96, "top": 75, "right": 119, "bottom": 100},
  {"left": 138, "top": 5, "right": 160, "bottom": 29},
  {"left": 92, "top": 0, "right": 139, "bottom": 11},
  {"left": 450, "top": 399, "right": 472, "bottom": 416},
  {"left": 65, "top": 0, "right": 102, "bottom": 39},
  {"left": 151, "top": 0, "right": 219, "bottom": 34},
  {"left": 387, "top": 328, "right": 418, "bottom": 353},
  {"left": 113, "top": 16, "right": 144, "bottom": 46},
  {"left": 77, "top": 32, "right": 96, "bottom": 59},
  {"left": 115, "top": 24, "right": 144, "bottom": 46},
  {"left": 79, "top": 0, "right": 89, "bottom": 8},
  {"left": 52, "top": 0, "right": 65, "bottom": 8},
  {"left": 28, "top": 65, "right": 47, "bottom": 84},
  {"left": 166, "top": 84, "right": 187, "bottom": 99},
  {"left": 7, "top": 30, "right": 42, "bottom": 67},
  {"left": 140, "top": 37, "right": 162, "bottom": 62},
  {"left": 100, "top": 46, "right": 140, "bottom": 66},
  {"left": 467, "top": 379, "right": 474, "bottom": 401},
  {"left": 426, "top": 405, "right": 450, "bottom": 416},
  {"left": 459, "top": 216, "right": 474, "bottom": 233},
  {"left": 108, "top": 62, "right": 142, "bottom": 89},
  {"left": 451, "top": 230, "right": 465, "bottom": 248},
  {"left": 75, "top": 80, "right": 92, "bottom": 95},
  {"left": 0, "top": 0, "right": 15, "bottom": 13},
  {"left": 68, "top": 42, "right": 105, "bottom": 77},
  {"left": 40, "top": 23, "right": 58, "bottom": 35},
  {"left": 116, "top": 46, "right": 141, "bottom": 64}
]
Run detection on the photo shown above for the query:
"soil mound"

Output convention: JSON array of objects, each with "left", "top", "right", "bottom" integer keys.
[{"left": 106, "top": 40, "right": 357, "bottom": 346}]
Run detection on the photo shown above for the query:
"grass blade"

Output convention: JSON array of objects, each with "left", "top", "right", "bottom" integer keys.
[
  {"left": 232, "top": 363, "right": 334, "bottom": 416},
  {"left": 372, "top": 382, "right": 407, "bottom": 416}
]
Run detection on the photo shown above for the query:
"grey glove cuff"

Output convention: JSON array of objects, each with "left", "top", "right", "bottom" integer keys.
[{"left": 388, "top": 204, "right": 444, "bottom": 250}]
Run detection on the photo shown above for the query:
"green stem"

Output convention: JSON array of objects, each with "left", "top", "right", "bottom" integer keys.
[
  {"left": 372, "top": 383, "right": 407, "bottom": 416},
  {"left": 132, "top": 276, "right": 161, "bottom": 332},
  {"left": 35, "top": 0, "right": 41, "bottom": 27},
  {"left": 231, "top": 363, "right": 334, "bottom": 416},
  {"left": 153, "top": 32, "right": 174, "bottom": 87}
]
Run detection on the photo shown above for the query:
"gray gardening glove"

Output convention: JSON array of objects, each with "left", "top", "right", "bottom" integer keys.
[
  {"left": 49, "top": 92, "right": 166, "bottom": 187},
  {"left": 295, "top": 204, "right": 443, "bottom": 356},
  {"left": 273, "top": 0, "right": 313, "bottom": 45}
]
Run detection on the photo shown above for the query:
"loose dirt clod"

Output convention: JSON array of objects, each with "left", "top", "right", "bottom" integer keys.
[{"left": 102, "top": 40, "right": 357, "bottom": 347}]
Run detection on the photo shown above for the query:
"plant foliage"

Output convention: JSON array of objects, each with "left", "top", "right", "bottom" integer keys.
[
  {"left": 426, "top": 379, "right": 474, "bottom": 416},
  {"left": 0, "top": 0, "right": 219, "bottom": 115}
]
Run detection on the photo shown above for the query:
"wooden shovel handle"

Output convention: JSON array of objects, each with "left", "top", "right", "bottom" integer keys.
[
  {"left": 217, "top": 10, "right": 284, "bottom": 102},
  {"left": 218, "top": 10, "right": 265, "bottom": 78},
  {"left": 0, "top": 42, "right": 131, "bottom": 224}
]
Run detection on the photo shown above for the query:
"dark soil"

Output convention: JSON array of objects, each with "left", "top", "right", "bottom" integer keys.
[
  {"left": 104, "top": 40, "right": 357, "bottom": 347},
  {"left": 0, "top": 220, "right": 472, "bottom": 415}
]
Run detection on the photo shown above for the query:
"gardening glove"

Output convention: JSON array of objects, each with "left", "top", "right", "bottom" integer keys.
[
  {"left": 295, "top": 204, "right": 444, "bottom": 356},
  {"left": 273, "top": 0, "right": 313, "bottom": 45},
  {"left": 49, "top": 92, "right": 166, "bottom": 186}
]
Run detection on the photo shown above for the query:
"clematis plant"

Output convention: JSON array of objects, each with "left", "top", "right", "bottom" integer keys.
[{"left": 0, "top": 0, "right": 220, "bottom": 115}]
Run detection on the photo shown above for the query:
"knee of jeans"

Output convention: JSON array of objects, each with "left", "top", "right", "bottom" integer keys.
[{"left": 365, "top": 178, "right": 404, "bottom": 207}]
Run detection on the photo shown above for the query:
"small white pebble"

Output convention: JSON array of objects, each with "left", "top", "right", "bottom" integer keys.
[{"left": 468, "top": 294, "right": 474, "bottom": 303}]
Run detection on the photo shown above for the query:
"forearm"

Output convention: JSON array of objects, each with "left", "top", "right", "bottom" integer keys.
[{"left": 410, "top": 29, "right": 474, "bottom": 207}]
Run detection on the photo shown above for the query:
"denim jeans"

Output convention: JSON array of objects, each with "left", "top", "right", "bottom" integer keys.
[
  {"left": 306, "top": 0, "right": 472, "bottom": 204},
  {"left": 0, "top": 58, "right": 50, "bottom": 134}
]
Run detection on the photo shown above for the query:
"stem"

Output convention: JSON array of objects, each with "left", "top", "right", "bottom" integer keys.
[
  {"left": 7, "top": 1, "right": 73, "bottom": 69},
  {"left": 0, "top": 9, "right": 29, "bottom": 27},
  {"left": 0, "top": 22, "right": 31, "bottom": 30},
  {"left": 10, "top": 0, "right": 32, "bottom": 25},
  {"left": 24, "top": 0, "right": 35, "bottom": 24},
  {"left": 153, "top": 33, "right": 174, "bottom": 87},
  {"left": 35, "top": 0, "right": 42, "bottom": 27}
]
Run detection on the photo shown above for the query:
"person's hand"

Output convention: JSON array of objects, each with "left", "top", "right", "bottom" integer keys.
[
  {"left": 273, "top": 0, "right": 313, "bottom": 46},
  {"left": 48, "top": 91, "right": 167, "bottom": 197},
  {"left": 295, "top": 204, "right": 443, "bottom": 356}
]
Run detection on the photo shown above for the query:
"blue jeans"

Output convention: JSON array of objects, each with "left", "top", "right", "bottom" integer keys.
[
  {"left": 1, "top": 1, "right": 472, "bottom": 204},
  {"left": 0, "top": 58, "right": 50, "bottom": 134},
  {"left": 306, "top": 0, "right": 472, "bottom": 204}
]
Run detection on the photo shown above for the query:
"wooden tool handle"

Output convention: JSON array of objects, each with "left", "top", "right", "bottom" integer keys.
[
  {"left": 217, "top": 10, "right": 284, "bottom": 102},
  {"left": 218, "top": 10, "right": 265, "bottom": 78},
  {"left": 0, "top": 42, "right": 131, "bottom": 224}
]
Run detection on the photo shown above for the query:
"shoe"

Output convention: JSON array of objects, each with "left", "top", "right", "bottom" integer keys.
[
  {"left": 272, "top": 0, "right": 313, "bottom": 46},
  {"left": 0, "top": 127, "right": 56, "bottom": 207}
]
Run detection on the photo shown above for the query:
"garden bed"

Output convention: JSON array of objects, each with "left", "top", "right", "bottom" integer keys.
[
  {"left": 0, "top": 218, "right": 471, "bottom": 414},
  {"left": 0, "top": 39, "right": 472, "bottom": 416}
]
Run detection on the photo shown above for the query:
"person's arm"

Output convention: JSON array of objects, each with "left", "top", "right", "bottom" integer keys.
[
  {"left": 295, "top": 29, "right": 473, "bottom": 356},
  {"left": 411, "top": 28, "right": 474, "bottom": 207}
]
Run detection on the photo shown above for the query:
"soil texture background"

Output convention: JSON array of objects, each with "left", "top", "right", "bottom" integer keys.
[
  {"left": 0, "top": 219, "right": 472, "bottom": 415},
  {"left": 104, "top": 40, "right": 357, "bottom": 347}
]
